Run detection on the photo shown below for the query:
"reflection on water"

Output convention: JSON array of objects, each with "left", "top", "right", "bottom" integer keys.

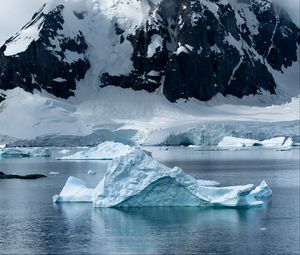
[
  {"left": 0, "top": 148, "right": 299, "bottom": 254},
  {"left": 54, "top": 204, "right": 274, "bottom": 254}
]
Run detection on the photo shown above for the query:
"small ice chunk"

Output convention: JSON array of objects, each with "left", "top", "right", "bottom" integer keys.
[
  {"left": 88, "top": 170, "right": 96, "bottom": 175},
  {"left": 250, "top": 180, "right": 272, "bottom": 198},
  {"left": 48, "top": 172, "right": 60, "bottom": 176}
]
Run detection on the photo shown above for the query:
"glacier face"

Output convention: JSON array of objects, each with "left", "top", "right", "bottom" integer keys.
[
  {"left": 0, "top": 0, "right": 299, "bottom": 102},
  {"left": 54, "top": 149, "right": 272, "bottom": 208}
]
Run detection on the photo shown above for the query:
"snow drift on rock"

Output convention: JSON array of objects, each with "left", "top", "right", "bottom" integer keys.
[
  {"left": 54, "top": 150, "right": 272, "bottom": 207},
  {"left": 59, "top": 142, "right": 135, "bottom": 160}
]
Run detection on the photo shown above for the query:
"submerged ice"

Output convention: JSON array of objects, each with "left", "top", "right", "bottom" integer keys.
[{"left": 54, "top": 150, "right": 272, "bottom": 208}]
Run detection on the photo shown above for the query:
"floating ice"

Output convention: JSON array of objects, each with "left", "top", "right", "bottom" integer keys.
[
  {"left": 48, "top": 171, "right": 60, "bottom": 176},
  {"left": 54, "top": 150, "right": 272, "bottom": 208},
  {"left": 59, "top": 142, "right": 136, "bottom": 160},
  {"left": 87, "top": 170, "right": 96, "bottom": 175},
  {"left": 218, "top": 136, "right": 293, "bottom": 149}
]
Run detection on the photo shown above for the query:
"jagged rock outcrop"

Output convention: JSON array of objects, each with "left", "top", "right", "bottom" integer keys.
[{"left": 0, "top": 0, "right": 299, "bottom": 101}]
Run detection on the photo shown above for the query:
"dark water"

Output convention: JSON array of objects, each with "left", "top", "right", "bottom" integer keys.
[{"left": 0, "top": 148, "right": 299, "bottom": 255}]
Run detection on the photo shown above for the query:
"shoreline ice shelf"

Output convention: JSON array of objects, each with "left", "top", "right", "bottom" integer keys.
[{"left": 53, "top": 150, "right": 272, "bottom": 208}]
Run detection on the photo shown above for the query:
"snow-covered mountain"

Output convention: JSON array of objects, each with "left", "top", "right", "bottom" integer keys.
[
  {"left": 0, "top": 0, "right": 299, "bottom": 146},
  {"left": 0, "top": 0, "right": 299, "bottom": 102}
]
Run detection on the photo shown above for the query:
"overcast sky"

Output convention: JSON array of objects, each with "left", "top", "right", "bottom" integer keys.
[{"left": 0, "top": 0, "right": 299, "bottom": 45}]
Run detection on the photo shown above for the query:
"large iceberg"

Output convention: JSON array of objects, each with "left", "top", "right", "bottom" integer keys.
[
  {"left": 218, "top": 136, "right": 293, "bottom": 149},
  {"left": 59, "top": 142, "right": 136, "bottom": 160},
  {"left": 54, "top": 150, "right": 272, "bottom": 208}
]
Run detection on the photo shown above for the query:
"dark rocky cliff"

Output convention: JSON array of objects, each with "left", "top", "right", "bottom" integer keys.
[{"left": 0, "top": 0, "right": 299, "bottom": 101}]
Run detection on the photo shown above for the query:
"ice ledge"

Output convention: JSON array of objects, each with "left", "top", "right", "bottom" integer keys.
[{"left": 53, "top": 150, "right": 272, "bottom": 208}]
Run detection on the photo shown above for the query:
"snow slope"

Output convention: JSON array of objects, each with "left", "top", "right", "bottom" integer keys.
[
  {"left": 54, "top": 150, "right": 272, "bottom": 207},
  {"left": 0, "top": 87, "right": 299, "bottom": 146}
]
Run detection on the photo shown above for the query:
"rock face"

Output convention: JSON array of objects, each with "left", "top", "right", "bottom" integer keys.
[
  {"left": 0, "top": 171, "right": 46, "bottom": 179},
  {"left": 0, "top": 0, "right": 299, "bottom": 101},
  {"left": 0, "top": 4, "right": 90, "bottom": 99}
]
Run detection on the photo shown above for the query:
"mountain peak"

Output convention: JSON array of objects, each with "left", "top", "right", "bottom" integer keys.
[{"left": 0, "top": 0, "right": 299, "bottom": 101}]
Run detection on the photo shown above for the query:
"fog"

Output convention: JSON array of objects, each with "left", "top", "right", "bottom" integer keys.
[{"left": 273, "top": 0, "right": 300, "bottom": 26}]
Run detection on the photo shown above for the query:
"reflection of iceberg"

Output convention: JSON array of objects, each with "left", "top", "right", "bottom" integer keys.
[
  {"left": 218, "top": 136, "right": 293, "bottom": 149},
  {"left": 59, "top": 142, "right": 136, "bottom": 160},
  {"left": 54, "top": 150, "right": 272, "bottom": 208},
  {"left": 0, "top": 147, "right": 51, "bottom": 158}
]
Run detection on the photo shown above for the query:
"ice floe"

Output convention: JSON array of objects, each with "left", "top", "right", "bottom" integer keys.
[
  {"left": 54, "top": 150, "right": 272, "bottom": 208},
  {"left": 59, "top": 142, "right": 136, "bottom": 160}
]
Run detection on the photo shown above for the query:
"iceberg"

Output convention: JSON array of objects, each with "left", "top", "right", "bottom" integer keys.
[
  {"left": 218, "top": 137, "right": 260, "bottom": 148},
  {"left": 54, "top": 150, "right": 272, "bottom": 208},
  {"left": 218, "top": 136, "right": 293, "bottom": 149},
  {"left": 59, "top": 142, "right": 136, "bottom": 160}
]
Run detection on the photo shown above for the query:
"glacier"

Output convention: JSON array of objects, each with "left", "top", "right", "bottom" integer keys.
[
  {"left": 0, "top": 147, "right": 51, "bottom": 158},
  {"left": 54, "top": 150, "right": 272, "bottom": 208},
  {"left": 58, "top": 142, "right": 136, "bottom": 160}
]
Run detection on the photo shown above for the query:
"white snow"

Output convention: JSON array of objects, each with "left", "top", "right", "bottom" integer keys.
[
  {"left": 4, "top": 10, "right": 44, "bottom": 56},
  {"left": 53, "top": 78, "right": 67, "bottom": 83},
  {"left": 54, "top": 150, "right": 272, "bottom": 207},
  {"left": 147, "top": 35, "right": 163, "bottom": 58},
  {"left": 176, "top": 46, "right": 189, "bottom": 55},
  {"left": 59, "top": 142, "right": 136, "bottom": 160}
]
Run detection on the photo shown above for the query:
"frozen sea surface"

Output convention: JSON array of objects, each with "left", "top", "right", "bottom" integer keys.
[{"left": 0, "top": 148, "right": 299, "bottom": 254}]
